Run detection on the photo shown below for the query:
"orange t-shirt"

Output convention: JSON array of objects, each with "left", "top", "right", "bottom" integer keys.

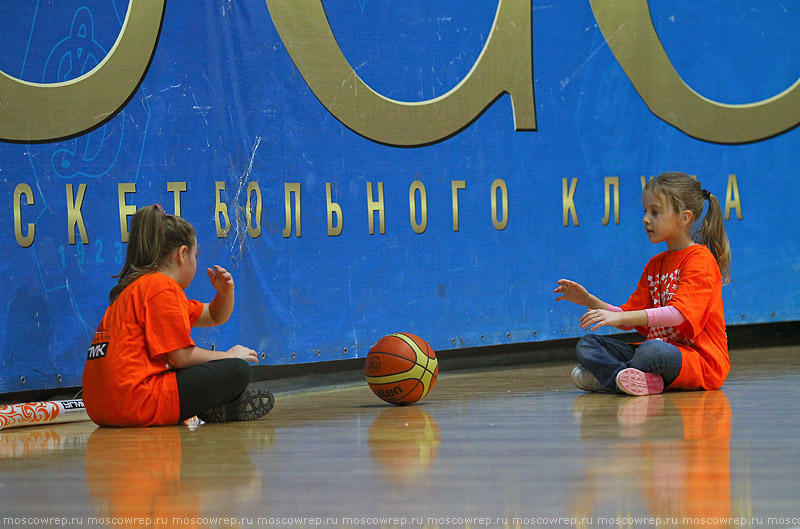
[
  {"left": 82, "top": 272, "right": 204, "bottom": 427},
  {"left": 621, "top": 245, "right": 729, "bottom": 390}
]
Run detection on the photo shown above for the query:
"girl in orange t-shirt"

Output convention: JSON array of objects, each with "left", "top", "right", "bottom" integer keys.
[
  {"left": 554, "top": 172, "right": 732, "bottom": 396},
  {"left": 82, "top": 205, "right": 274, "bottom": 427}
]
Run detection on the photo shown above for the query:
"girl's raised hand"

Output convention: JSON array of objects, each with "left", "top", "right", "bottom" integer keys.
[
  {"left": 554, "top": 279, "right": 590, "bottom": 305},
  {"left": 207, "top": 265, "right": 234, "bottom": 295}
]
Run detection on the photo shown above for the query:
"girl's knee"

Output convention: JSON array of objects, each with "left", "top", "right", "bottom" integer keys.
[
  {"left": 631, "top": 340, "right": 681, "bottom": 370},
  {"left": 219, "top": 357, "right": 252, "bottom": 389},
  {"left": 636, "top": 340, "right": 676, "bottom": 358},
  {"left": 631, "top": 345, "right": 659, "bottom": 364},
  {"left": 576, "top": 334, "right": 601, "bottom": 362},
  {"left": 232, "top": 358, "right": 253, "bottom": 386}
]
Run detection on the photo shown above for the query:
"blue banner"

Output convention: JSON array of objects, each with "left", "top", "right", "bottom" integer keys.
[{"left": 1, "top": 0, "right": 799, "bottom": 393}]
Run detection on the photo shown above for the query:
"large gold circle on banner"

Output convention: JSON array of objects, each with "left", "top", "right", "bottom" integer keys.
[
  {"left": 590, "top": 0, "right": 800, "bottom": 144},
  {"left": 0, "top": 0, "right": 166, "bottom": 143}
]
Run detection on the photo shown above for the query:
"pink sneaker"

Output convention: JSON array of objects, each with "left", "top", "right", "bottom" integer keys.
[{"left": 615, "top": 368, "right": 664, "bottom": 396}]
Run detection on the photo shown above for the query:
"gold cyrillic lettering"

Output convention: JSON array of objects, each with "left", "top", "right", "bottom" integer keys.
[
  {"left": 366, "top": 182, "right": 385, "bottom": 235},
  {"left": 167, "top": 182, "right": 186, "bottom": 216},
  {"left": 409, "top": 180, "right": 428, "bottom": 234},
  {"left": 562, "top": 178, "right": 579, "bottom": 226},
  {"left": 725, "top": 173, "right": 743, "bottom": 220},
  {"left": 246, "top": 181, "right": 262, "bottom": 238},
  {"left": 66, "top": 183, "right": 89, "bottom": 245},
  {"left": 283, "top": 183, "right": 301, "bottom": 238},
  {"left": 117, "top": 183, "right": 136, "bottom": 243},
  {"left": 491, "top": 179, "right": 508, "bottom": 230},
  {"left": 602, "top": 176, "right": 620, "bottom": 225},
  {"left": 215, "top": 182, "right": 231, "bottom": 238},
  {"left": 326, "top": 183, "right": 343, "bottom": 236},
  {"left": 13, "top": 183, "right": 35, "bottom": 248},
  {"left": 452, "top": 180, "right": 466, "bottom": 231},
  {"left": 640, "top": 175, "right": 654, "bottom": 191}
]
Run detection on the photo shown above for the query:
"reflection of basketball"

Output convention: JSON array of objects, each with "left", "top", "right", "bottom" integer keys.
[
  {"left": 367, "top": 407, "right": 441, "bottom": 482},
  {"left": 364, "top": 333, "right": 438, "bottom": 405}
]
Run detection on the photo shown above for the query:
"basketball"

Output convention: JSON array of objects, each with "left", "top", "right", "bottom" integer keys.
[{"left": 364, "top": 333, "right": 438, "bottom": 405}]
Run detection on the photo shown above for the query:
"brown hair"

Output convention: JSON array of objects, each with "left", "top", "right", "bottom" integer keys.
[
  {"left": 109, "top": 205, "right": 196, "bottom": 303},
  {"left": 644, "top": 172, "right": 731, "bottom": 284}
]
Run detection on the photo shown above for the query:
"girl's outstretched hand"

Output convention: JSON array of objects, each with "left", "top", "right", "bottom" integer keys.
[
  {"left": 207, "top": 265, "right": 234, "bottom": 295},
  {"left": 579, "top": 309, "right": 624, "bottom": 331},
  {"left": 554, "top": 279, "right": 590, "bottom": 305}
]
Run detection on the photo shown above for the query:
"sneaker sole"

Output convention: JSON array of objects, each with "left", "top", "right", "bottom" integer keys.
[
  {"left": 616, "top": 368, "right": 664, "bottom": 396},
  {"left": 201, "top": 389, "right": 275, "bottom": 423}
]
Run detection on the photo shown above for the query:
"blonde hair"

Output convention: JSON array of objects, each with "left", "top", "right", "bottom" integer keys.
[
  {"left": 109, "top": 205, "right": 196, "bottom": 303},
  {"left": 644, "top": 172, "right": 731, "bottom": 284}
]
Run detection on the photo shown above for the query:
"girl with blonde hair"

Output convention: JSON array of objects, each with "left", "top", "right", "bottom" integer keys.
[{"left": 555, "top": 172, "right": 731, "bottom": 395}]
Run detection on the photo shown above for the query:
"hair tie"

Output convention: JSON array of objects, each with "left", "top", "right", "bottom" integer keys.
[
  {"left": 154, "top": 203, "right": 166, "bottom": 215},
  {"left": 701, "top": 189, "right": 711, "bottom": 200}
]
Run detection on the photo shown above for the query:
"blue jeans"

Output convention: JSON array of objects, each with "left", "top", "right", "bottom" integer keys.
[{"left": 576, "top": 334, "right": 682, "bottom": 392}]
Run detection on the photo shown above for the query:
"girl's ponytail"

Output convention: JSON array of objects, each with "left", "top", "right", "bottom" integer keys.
[
  {"left": 696, "top": 191, "right": 732, "bottom": 285},
  {"left": 109, "top": 205, "right": 195, "bottom": 303}
]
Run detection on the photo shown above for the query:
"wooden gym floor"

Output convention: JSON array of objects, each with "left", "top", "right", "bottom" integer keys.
[{"left": 1, "top": 344, "right": 799, "bottom": 529}]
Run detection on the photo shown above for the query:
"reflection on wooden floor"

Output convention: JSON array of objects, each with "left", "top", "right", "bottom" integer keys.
[
  {"left": 1, "top": 345, "right": 799, "bottom": 528},
  {"left": 571, "top": 391, "right": 732, "bottom": 527}
]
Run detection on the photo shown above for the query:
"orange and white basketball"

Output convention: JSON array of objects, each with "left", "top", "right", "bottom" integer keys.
[{"left": 364, "top": 333, "right": 438, "bottom": 405}]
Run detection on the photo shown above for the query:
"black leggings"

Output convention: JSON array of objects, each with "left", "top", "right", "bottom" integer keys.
[{"left": 174, "top": 358, "right": 252, "bottom": 422}]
